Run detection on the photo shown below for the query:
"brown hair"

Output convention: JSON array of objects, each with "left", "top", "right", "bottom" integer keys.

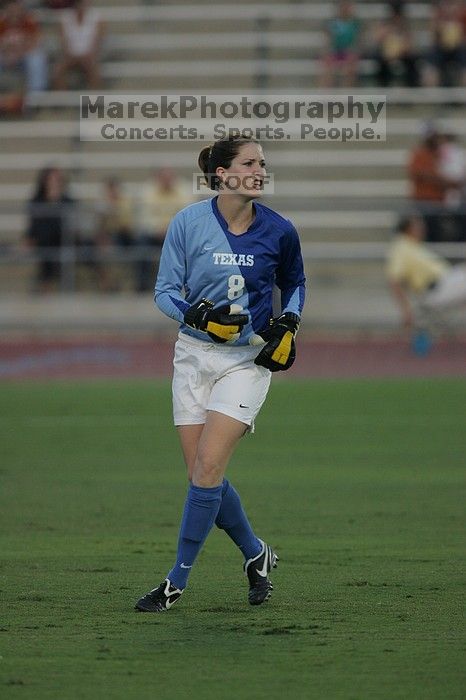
[{"left": 198, "top": 136, "right": 259, "bottom": 191}]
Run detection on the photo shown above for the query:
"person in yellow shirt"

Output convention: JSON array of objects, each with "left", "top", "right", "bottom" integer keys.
[
  {"left": 98, "top": 177, "right": 134, "bottom": 247},
  {"left": 94, "top": 178, "right": 135, "bottom": 291},
  {"left": 372, "top": 4, "right": 419, "bottom": 87},
  {"left": 136, "top": 168, "right": 193, "bottom": 292},
  {"left": 424, "top": 0, "right": 466, "bottom": 87},
  {"left": 386, "top": 215, "right": 466, "bottom": 329}
]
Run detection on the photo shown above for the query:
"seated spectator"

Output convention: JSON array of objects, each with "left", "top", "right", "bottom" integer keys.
[
  {"left": 319, "top": 1, "right": 360, "bottom": 87},
  {"left": 98, "top": 178, "right": 134, "bottom": 248},
  {"left": 0, "top": 0, "right": 47, "bottom": 104},
  {"left": 424, "top": 1, "right": 466, "bottom": 87},
  {"left": 407, "top": 126, "right": 451, "bottom": 242},
  {"left": 386, "top": 214, "right": 466, "bottom": 330},
  {"left": 370, "top": 3, "right": 419, "bottom": 87},
  {"left": 96, "top": 178, "right": 135, "bottom": 291},
  {"left": 53, "top": 0, "right": 104, "bottom": 90},
  {"left": 25, "top": 167, "right": 75, "bottom": 292},
  {"left": 26, "top": 167, "right": 117, "bottom": 292},
  {"left": 135, "top": 168, "right": 192, "bottom": 293}
]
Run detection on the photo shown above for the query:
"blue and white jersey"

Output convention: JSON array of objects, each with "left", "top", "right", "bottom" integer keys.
[{"left": 154, "top": 197, "right": 306, "bottom": 346}]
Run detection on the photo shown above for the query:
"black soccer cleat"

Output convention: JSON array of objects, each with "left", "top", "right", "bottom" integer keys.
[
  {"left": 243, "top": 539, "right": 279, "bottom": 606},
  {"left": 134, "top": 579, "right": 183, "bottom": 613}
]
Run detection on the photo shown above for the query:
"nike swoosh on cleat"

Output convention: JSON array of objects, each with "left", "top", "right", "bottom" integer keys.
[
  {"left": 239, "top": 404, "right": 250, "bottom": 408},
  {"left": 255, "top": 550, "right": 269, "bottom": 577},
  {"left": 180, "top": 563, "right": 192, "bottom": 569}
]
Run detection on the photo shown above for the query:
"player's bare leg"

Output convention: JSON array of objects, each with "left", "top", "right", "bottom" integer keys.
[
  {"left": 191, "top": 410, "right": 246, "bottom": 487},
  {"left": 177, "top": 424, "right": 204, "bottom": 480}
]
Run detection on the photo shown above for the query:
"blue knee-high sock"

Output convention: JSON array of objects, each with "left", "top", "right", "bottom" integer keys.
[
  {"left": 215, "top": 479, "right": 262, "bottom": 560},
  {"left": 168, "top": 483, "right": 223, "bottom": 590}
]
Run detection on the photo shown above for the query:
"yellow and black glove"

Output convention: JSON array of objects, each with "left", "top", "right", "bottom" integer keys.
[
  {"left": 254, "top": 312, "right": 300, "bottom": 371},
  {"left": 184, "top": 298, "right": 248, "bottom": 343}
]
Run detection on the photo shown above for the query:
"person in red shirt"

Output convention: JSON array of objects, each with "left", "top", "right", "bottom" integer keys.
[
  {"left": 0, "top": 0, "right": 47, "bottom": 94},
  {"left": 409, "top": 131, "right": 446, "bottom": 203},
  {"left": 407, "top": 128, "right": 453, "bottom": 242}
]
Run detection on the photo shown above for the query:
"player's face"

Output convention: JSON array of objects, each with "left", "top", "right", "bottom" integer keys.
[{"left": 217, "top": 144, "right": 267, "bottom": 199}]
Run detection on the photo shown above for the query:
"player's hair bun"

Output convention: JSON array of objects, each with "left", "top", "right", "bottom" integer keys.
[
  {"left": 197, "top": 136, "right": 259, "bottom": 191},
  {"left": 197, "top": 146, "right": 215, "bottom": 189}
]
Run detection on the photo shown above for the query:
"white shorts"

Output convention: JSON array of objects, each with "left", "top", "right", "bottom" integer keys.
[
  {"left": 172, "top": 331, "right": 271, "bottom": 431},
  {"left": 423, "top": 264, "right": 466, "bottom": 310}
]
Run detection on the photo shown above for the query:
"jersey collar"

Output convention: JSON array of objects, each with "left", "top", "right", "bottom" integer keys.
[{"left": 211, "top": 196, "right": 263, "bottom": 237}]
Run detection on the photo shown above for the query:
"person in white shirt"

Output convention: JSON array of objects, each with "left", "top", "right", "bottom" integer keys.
[
  {"left": 439, "top": 134, "right": 465, "bottom": 208},
  {"left": 53, "top": 0, "right": 104, "bottom": 89}
]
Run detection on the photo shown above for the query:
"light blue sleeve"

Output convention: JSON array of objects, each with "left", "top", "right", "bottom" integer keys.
[{"left": 154, "top": 212, "right": 190, "bottom": 323}]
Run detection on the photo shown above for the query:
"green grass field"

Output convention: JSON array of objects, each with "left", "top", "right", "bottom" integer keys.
[{"left": 1, "top": 378, "right": 465, "bottom": 700}]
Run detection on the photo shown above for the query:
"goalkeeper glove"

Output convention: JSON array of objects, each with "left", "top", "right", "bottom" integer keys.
[
  {"left": 254, "top": 312, "right": 300, "bottom": 372},
  {"left": 184, "top": 298, "right": 248, "bottom": 343}
]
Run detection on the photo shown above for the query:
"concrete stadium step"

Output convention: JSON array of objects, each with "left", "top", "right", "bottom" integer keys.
[
  {"left": 0, "top": 277, "right": 404, "bottom": 332},
  {"left": 24, "top": 89, "right": 466, "bottom": 109},
  {"left": 76, "top": 140, "right": 408, "bottom": 154},
  {"left": 93, "top": 57, "right": 398, "bottom": 81},
  {"left": 0, "top": 148, "right": 411, "bottom": 170},
  {"left": 0, "top": 209, "right": 397, "bottom": 246},
  {"left": 103, "top": 75, "right": 300, "bottom": 91},
  {"left": 101, "top": 28, "right": 432, "bottom": 55},
  {"left": 2, "top": 122, "right": 464, "bottom": 148},
  {"left": 36, "top": 3, "right": 432, "bottom": 23},
  {"left": 0, "top": 168, "right": 406, "bottom": 189},
  {"left": 104, "top": 46, "right": 308, "bottom": 62},
  {"left": 107, "top": 30, "right": 324, "bottom": 54},
  {"left": 0, "top": 140, "right": 76, "bottom": 156},
  {"left": 0, "top": 169, "right": 406, "bottom": 187},
  {"left": 0, "top": 180, "right": 409, "bottom": 202},
  {"left": 0, "top": 225, "right": 395, "bottom": 248}
]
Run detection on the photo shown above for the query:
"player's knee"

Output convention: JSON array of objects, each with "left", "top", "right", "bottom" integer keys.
[{"left": 192, "top": 453, "right": 223, "bottom": 488}]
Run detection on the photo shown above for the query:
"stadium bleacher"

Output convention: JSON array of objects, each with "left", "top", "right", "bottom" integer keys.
[{"left": 0, "top": 1, "right": 465, "bottom": 325}]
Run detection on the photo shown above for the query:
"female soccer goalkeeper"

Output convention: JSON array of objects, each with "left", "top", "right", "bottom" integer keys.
[{"left": 135, "top": 136, "right": 306, "bottom": 612}]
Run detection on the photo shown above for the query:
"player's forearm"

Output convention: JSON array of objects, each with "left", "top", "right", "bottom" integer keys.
[{"left": 154, "top": 289, "right": 189, "bottom": 324}]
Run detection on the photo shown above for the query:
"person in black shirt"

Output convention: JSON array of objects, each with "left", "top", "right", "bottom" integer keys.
[{"left": 26, "top": 167, "right": 74, "bottom": 291}]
